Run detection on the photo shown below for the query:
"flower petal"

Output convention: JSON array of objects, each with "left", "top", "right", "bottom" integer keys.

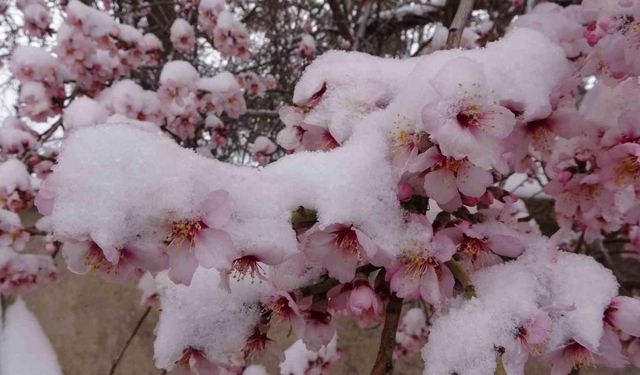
[
  {"left": 456, "top": 163, "right": 493, "bottom": 198},
  {"left": 424, "top": 169, "right": 458, "bottom": 205},
  {"left": 200, "top": 189, "right": 233, "bottom": 228}
]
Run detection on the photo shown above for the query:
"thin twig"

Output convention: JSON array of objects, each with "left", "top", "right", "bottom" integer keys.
[
  {"left": 446, "top": 0, "right": 476, "bottom": 49},
  {"left": 445, "top": 259, "right": 476, "bottom": 298},
  {"left": 370, "top": 292, "right": 403, "bottom": 375},
  {"left": 327, "top": 0, "right": 354, "bottom": 44},
  {"left": 353, "top": 1, "right": 373, "bottom": 51},
  {"left": 109, "top": 306, "right": 152, "bottom": 375}
]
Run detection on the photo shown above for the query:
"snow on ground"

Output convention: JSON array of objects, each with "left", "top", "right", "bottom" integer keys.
[{"left": 0, "top": 298, "right": 63, "bottom": 375}]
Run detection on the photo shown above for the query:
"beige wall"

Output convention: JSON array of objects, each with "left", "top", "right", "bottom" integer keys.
[
  {"left": 17, "top": 269, "right": 636, "bottom": 375},
  {"left": 13, "top": 211, "right": 638, "bottom": 375}
]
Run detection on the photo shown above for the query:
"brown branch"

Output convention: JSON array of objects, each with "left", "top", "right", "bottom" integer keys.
[
  {"left": 445, "top": 259, "right": 476, "bottom": 298},
  {"left": 327, "top": 0, "right": 354, "bottom": 44},
  {"left": 446, "top": 0, "right": 476, "bottom": 49},
  {"left": 494, "top": 349, "right": 507, "bottom": 375},
  {"left": 298, "top": 264, "right": 379, "bottom": 297},
  {"left": 353, "top": 1, "right": 373, "bottom": 51},
  {"left": 370, "top": 292, "right": 403, "bottom": 375},
  {"left": 109, "top": 306, "right": 152, "bottom": 375}
]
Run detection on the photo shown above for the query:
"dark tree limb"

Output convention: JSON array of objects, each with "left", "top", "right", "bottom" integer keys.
[
  {"left": 445, "top": 259, "right": 476, "bottom": 298},
  {"left": 327, "top": 0, "right": 354, "bottom": 44},
  {"left": 446, "top": 0, "right": 476, "bottom": 49},
  {"left": 370, "top": 292, "right": 403, "bottom": 375}
]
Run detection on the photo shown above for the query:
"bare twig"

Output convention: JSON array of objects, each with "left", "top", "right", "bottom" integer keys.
[
  {"left": 370, "top": 292, "right": 403, "bottom": 375},
  {"left": 327, "top": 0, "right": 354, "bottom": 44},
  {"left": 445, "top": 259, "right": 476, "bottom": 298},
  {"left": 244, "top": 109, "right": 280, "bottom": 118},
  {"left": 109, "top": 306, "right": 152, "bottom": 375},
  {"left": 298, "top": 264, "right": 379, "bottom": 297},
  {"left": 353, "top": 1, "right": 373, "bottom": 51},
  {"left": 446, "top": 0, "right": 476, "bottom": 49}
]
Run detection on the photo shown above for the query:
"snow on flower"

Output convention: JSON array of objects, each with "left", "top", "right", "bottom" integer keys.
[{"left": 421, "top": 58, "right": 516, "bottom": 171}]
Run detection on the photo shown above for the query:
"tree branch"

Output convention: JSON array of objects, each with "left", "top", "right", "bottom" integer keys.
[
  {"left": 327, "top": 0, "right": 354, "bottom": 44},
  {"left": 446, "top": 0, "right": 476, "bottom": 49},
  {"left": 370, "top": 292, "right": 403, "bottom": 375},
  {"left": 445, "top": 259, "right": 476, "bottom": 298},
  {"left": 353, "top": 1, "right": 373, "bottom": 51},
  {"left": 298, "top": 264, "right": 379, "bottom": 297},
  {"left": 109, "top": 306, "right": 152, "bottom": 375}
]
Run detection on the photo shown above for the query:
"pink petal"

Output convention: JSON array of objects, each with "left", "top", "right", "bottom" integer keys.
[
  {"left": 431, "top": 232, "right": 456, "bottom": 262},
  {"left": 168, "top": 250, "right": 198, "bottom": 286},
  {"left": 487, "top": 234, "right": 524, "bottom": 258},
  {"left": 478, "top": 104, "right": 516, "bottom": 138},
  {"left": 595, "top": 324, "right": 627, "bottom": 368},
  {"left": 194, "top": 228, "right": 235, "bottom": 269},
  {"left": 438, "top": 265, "right": 455, "bottom": 299},
  {"left": 302, "top": 228, "right": 335, "bottom": 262},
  {"left": 456, "top": 163, "right": 493, "bottom": 198},
  {"left": 34, "top": 177, "right": 54, "bottom": 215},
  {"left": 609, "top": 296, "right": 640, "bottom": 337},
  {"left": 424, "top": 168, "right": 458, "bottom": 205},
  {"left": 61, "top": 242, "right": 90, "bottom": 275},
  {"left": 390, "top": 269, "right": 420, "bottom": 299},
  {"left": 355, "top": 229, "right": 379, "bottom": 259},
  {"left": 252, "top": 245, "right": 287, "bottom": 266},
  {"left": 407, "top": 147, "right": 441, "bottom": 173},
  {"left": 419, "top": 266, "right": 442, "bottom": 306},
  {"left": 128, "top": 245, "right": 168, "bottom": 272},
  {"left": 200, "top": 189, "right": 233, "bottom": 228},
  {"left": 324, "top": 251, "right": 358, "bottom": 283}
]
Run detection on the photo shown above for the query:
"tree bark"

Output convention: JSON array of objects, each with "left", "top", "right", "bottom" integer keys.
[
  {"left": 446, "top": 0, "right": 476, "bottom": 49},
  {"left": 370, "top": 293, "right": 403, "bottom": 375}
]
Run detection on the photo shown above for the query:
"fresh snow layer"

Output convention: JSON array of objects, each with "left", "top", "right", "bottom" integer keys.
[
  {"left": 0, "top": 299, "right": 63, "bottom": 375},
  {"left": 47, "top": 28, "right": 570, "bottom": 263},
  {"left": 153, "top": 268, "right": 270, "bottom": 369},
  {"left": 422, "top": 239, "right": 618, "bottom": 375}
]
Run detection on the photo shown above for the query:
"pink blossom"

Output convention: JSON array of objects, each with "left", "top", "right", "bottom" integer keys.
[
  {"left": 334, "top": 279, "right": 383, "bottom": 325},
  {"left": 504, "top": 311, "right": 552, "bottom": 374},
  {"left": 165, "top": 189, "right": 234, "bottom": 285},
  {"left": 301, "top": 223, "right": 380, "bottom": 283},
  {"left": 299, "top": 309, "right": 336, "bottom": 351},
  {"left": 449, "top": 220, "right": 525, "bottom": 270},
  {"left": 388, "top": 215, "right": 455, "bottom": 305},
  {"left": 0, "top": 246, "right": 59, "bottom": 295},
  {"left": 415, "top": 147, "right": 493, "bottom": 210},
  {"left": 63, "top": 241, "right": 167, "bottom": 283},
  {"left": 605, "top": 296, "right": 640, "bottom": 337},
  {"left": 394, "top": 308, "right": 428, "bottom": 360},
  {"left": 174, "top": 347, "right": 224, "bottom": 375},
  {"left": 421, "top": 58, "right": 516, "bottom": 171},
  {"left": 170, "top": 19, "right": 196, "bottom": 54}
]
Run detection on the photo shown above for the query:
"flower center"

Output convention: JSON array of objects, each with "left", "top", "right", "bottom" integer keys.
[
  {"left": 333, "top": 227, "right": 359, "bottom": 256},
  {"left": 456, "top": 105, "right": 482, "bottom": 128},
  {"left": 167, "top": 219, "right": 207, "bottom": 245},
  {"left": 85, "top": 243, "right": 119, "bottom": 273},
  {"left": 399, "top": 249, "right": 436, "bottom": 279},
  {"left": 231, "top": 255, "right": 262, "bottom": 279},
  {"left": 563, "top": 342, "right": 595, "bottom": 369},
  {"left": 444, "top": 157, "right": 463, "bottom": 174},
  {"left": 458, "top": 237, "right": 487, "bottom": 259},
  {"left": 613, "top": 155, "right": 640, "bottom": 184}
]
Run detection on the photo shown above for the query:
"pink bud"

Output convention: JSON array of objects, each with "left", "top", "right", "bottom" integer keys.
[
  {"left": 27, "top": 155, "right": 41, "bottom": 166},
  {"left": 396, "top": 182, "right": 413, "bottom": 202},
  {"left": 45, "top": 243, "right": 56, "bottom": 254},
  {"left": 605, "top": 296, "right": 640, "bottom": 337},
  {"left": 347, "top": 282, "right": 381, "bottom": 316}
]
